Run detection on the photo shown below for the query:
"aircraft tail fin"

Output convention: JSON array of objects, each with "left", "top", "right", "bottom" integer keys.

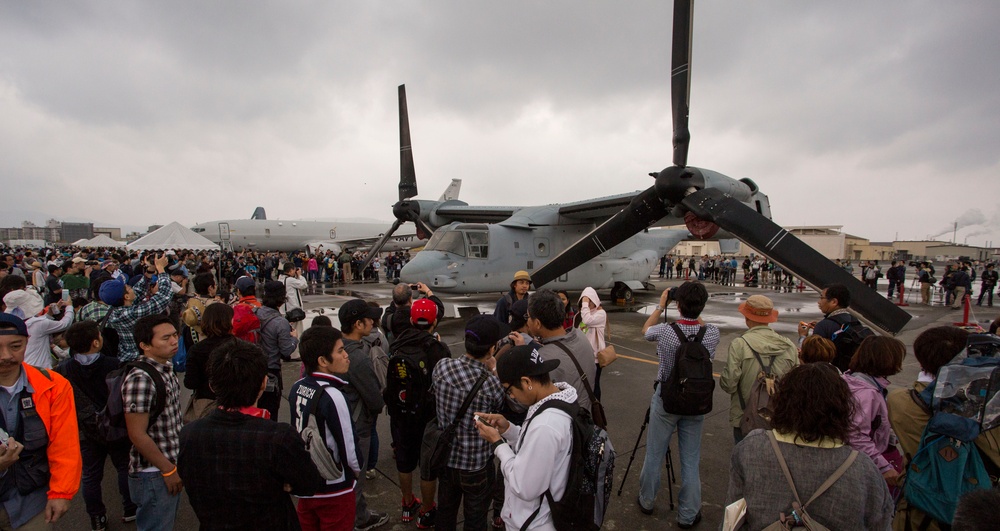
[
  {"left": 251, "top": 207, "right": 267, "bottom": 220},
  {"left": 438, "top": 179, "right": 462, "bottom": 201}
]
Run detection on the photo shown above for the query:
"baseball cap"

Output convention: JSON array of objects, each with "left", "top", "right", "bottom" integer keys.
[
  {"left": 234, "top": 276, "right": 256, "bottom": 295},
  {"left": 496, "top": 345, "right": 560, "bottom": 386},
  {"left": 410, "top": 298, "right": 438, "bottom": 326},
  {"left": 3, "top": 289, "right": 44, "bottom": 319},
  {"left": 509, "top": 299, "right": 530, "bottom": 329},
  {"left": 71, "top": 257, "right": 86, "bottom": 264},
  {"left": 339, "top": 299, "right": 383, "bottom": 330},
  {"left": 99, "top": 277, "right": 127, "bottom": 307},
  {"left": 0, "top": 313, "right": 29, "bottom": 337},
  {"left": 465, "top": 314, "right": 510, "bottom": 347}
]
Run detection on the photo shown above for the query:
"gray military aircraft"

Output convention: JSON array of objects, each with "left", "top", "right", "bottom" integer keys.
[
  {"left": 188, "top": 179, "right": 460, "bottom": 254},
  {"left": 359, "top": 86, "right": 755, "bottom": 301},
  {"left": 364, "top": 0, "right": 914, "bottom": 336}
]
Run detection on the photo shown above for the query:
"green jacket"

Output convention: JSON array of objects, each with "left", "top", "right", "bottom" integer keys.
[{"left": 720, "top": 325, "right": 798, "bottom": 427}]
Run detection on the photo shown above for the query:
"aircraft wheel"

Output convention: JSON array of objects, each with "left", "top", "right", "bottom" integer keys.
[{"left": 620, "top": 285, "right": 634, "bottom": 303}]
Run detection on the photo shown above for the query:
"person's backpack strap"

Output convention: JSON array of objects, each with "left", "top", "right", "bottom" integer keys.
[
  {"left": 737, "top": 337, "right": 772, "bottom": 411},
  {"left": 130, "top": 360, "right": 167, "bottom": 426},
  {"left": 447, "top": 371, "right": 490, "bottom": 431},
  {"left": 802, "top": 449, "right": 858, "bottom": 509},
  {"left": 767, "top": 431, "right": 858, "bottom": 510},
  {"left": 552, "top": 340, "right": 598, "bottom": 406},
  {"left": 767, "top": 430, "right": 805, "bottom": 507}
]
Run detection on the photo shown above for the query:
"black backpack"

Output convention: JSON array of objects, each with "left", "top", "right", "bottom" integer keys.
[
  {"left": 96, "top": 360, "right": 167, "bottom": 443},
  {"left": 520, "top": 400, "right": 615, "bottom": 531},
  {"left": 97, "top": 310, "right": 121, "bottom": 359},
  {"left": 660, "top": 324, "right": 715, "bottom": 415},
  {"left": 830, "top": 316, "right": 874, "bottom": 372},
  {"left": 383, "top": 341, "right": 433, "bottom": 419}
]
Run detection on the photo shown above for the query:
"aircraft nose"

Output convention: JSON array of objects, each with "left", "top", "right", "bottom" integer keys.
[{"left": 401, "top": 252, "right": 458, "bottom": 289}]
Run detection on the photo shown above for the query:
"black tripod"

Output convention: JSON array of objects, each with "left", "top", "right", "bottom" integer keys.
[{"left": 617, "top": 406, "right": 676, "bottom": 511}]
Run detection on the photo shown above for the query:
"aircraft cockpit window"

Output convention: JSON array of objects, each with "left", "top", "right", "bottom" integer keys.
[
  {"left": 192, "top": 228, "right": 205, "bottom": 233},
  {"left": 426, "top": 230, "right": 466, "bottom": 257},
  {"left": 465, "top": 231, "right": 488, "bottom": 259}
]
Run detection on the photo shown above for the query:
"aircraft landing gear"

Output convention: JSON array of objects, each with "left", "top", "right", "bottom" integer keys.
[{"left": 610, "top": 282, "right": 635, "bottom": 304}]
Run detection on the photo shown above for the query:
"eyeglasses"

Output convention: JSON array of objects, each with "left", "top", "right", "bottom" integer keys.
[{"left": 502, "top": 384, "right": 515, "bottom": 398}]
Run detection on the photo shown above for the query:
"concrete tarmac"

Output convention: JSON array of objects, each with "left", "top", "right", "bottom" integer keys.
[{"left": 54, "top": 277, "right": 999, "bottom": 530}]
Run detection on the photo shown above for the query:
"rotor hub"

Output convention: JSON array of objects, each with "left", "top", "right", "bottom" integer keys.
[{"left": 653, "top": 165, "right": 704, "bottom": 206}]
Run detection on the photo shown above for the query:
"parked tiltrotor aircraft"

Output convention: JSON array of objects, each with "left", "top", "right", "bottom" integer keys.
[{"left": 364, "top": 0, "right": 912, "bottom": 338}]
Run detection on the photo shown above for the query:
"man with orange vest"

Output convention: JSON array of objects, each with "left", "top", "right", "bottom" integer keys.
[{"left": 0, "top": 312, "right": 81, "bottom": 528}]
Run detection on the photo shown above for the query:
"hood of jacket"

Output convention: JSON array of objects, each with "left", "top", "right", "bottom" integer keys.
[
  {"left": 390, "top": 326, "right": 435, "bottom": 354},
  {"left": 579, "top": 287, "right": 601, "bottom": 308}
]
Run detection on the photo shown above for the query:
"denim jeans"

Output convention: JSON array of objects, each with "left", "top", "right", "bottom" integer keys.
[
  {"left": 437, "top": 464, "right": 495, "bottom": 531},
  {"left": 127, "top": 471, "right": 181, "bottom": 531},
  {"left": 81, "top": 439, "right": 135, "bottom": 517},
  {"left": 637, "top": 389, "right": 704, "bottom": 525}
]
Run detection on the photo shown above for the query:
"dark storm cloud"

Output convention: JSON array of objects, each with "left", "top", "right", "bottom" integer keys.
[{"left": 0, "top": 1, "right": 997, "bottom": 244}]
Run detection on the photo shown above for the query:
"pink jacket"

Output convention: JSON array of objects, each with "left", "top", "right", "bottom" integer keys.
[{"left": 843, "top": 372, "right": 893, "bottom": 473}]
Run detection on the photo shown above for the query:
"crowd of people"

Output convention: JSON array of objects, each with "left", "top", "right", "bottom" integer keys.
[{"left": 0, "top": 244, "right": 999, "bottom": 531}]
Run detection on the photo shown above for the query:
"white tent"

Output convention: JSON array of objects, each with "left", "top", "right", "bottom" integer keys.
[
  {"left": 79, "top": 234, "right": 127, "bottom": 248},
  {"left": 72, "top": 238, "right": 90, "bottom": 246},
  {"left": 127, "top": 221, "right": 220, "bottom": 251}
]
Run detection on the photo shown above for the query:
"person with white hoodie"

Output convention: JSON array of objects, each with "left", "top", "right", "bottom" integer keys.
[
  {"left": 577, "top": 287, "right": 607, "bottom": 400},
  {"left": 2, "top": 287, "right": 73, "bottom": 368},
  {"left": 475, "top": 345, "right": 575, "bottom": 531}
]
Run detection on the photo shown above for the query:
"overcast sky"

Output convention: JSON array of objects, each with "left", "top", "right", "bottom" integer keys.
[{"left": 2, "top": 1, "right": 998, "bottom": 246}]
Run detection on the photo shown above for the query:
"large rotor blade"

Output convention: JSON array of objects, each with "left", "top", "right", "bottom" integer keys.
[
  {"left": 530, "top": 186, "right": 669, "bottom": 288},
  {"left": 398, "top": 84, "right": 417, "bottom": 201},
  {"left": 359, "top": 219, "right": 404, "bottom": 273},
  {"left": 680, "top": 188, "right": 912, "bottom": 335},
  {"left": 671, "top": 0, "right": 693, "bottom": 167}
]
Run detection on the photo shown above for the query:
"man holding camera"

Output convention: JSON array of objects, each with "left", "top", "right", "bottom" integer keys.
[
  {"left": 637, "top": 282, "right": 719, "bottom": 528},
  {"left": 278, "top": 262, "right": 308, "bottom": 338}
]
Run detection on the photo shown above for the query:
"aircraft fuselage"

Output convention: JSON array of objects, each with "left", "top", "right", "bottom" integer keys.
[{"left": 400, "top": 221, "right": 688, "bottom": 293}]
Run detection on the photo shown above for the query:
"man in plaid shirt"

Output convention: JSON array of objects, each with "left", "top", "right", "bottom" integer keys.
[
  {"left": 432, "top": 315, "right": 507, "bottom": 531},
  {"left": 102, "top": 254, "right": 172, "bottom": 362},
  {"left": 636, "top": 282, "right": 719, "bottom": 529},
  {"left": 123, "top": 313, "right": 184, "bottom": 531}
]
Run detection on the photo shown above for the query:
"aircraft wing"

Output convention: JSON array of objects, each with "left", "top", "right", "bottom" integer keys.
[
  {"left": 430, "top": 204, "right": 519, "bottom": 224},
  {"left": 557, "top": 192, "right": 642, "bottom": 221}
]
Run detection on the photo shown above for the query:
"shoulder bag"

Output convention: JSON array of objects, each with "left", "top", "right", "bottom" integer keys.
[
  {"left": 421, "top": 370, "right": 490, "bottom": 477},
  {"left": 553, "top": 341, "right": 608, "bottom": 429},
  {"left": 595, "top": 316, "right": 617, "bottom": 367}
]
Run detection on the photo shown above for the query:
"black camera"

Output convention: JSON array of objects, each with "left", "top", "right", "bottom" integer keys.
[
  {"left": 410, "top": 284, "right": 419, "bottom": 290},
  {"left": 667, "top": 287, "right": 678, "bottom": 300}
]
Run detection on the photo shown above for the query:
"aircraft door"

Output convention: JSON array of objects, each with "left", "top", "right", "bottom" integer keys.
[{"left": 219, "top": 223, "right": 231, "bottom": 241}]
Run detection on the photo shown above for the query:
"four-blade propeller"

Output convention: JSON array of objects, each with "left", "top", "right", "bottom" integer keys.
[{"left": 530, "top": 0, "right": 911, "bottom": 334}]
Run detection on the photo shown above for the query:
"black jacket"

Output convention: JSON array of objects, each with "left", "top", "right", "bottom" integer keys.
[{"left": 178, "top": 409, "right": 323, "bottom": 530}]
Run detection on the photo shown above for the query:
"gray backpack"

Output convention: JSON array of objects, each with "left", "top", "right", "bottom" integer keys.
[
  {"left": 763, "top": 431, "right": 858, "bottom": 530},
  {"left": 738, "top": 339, "right": 777, "bottom": 436}
]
